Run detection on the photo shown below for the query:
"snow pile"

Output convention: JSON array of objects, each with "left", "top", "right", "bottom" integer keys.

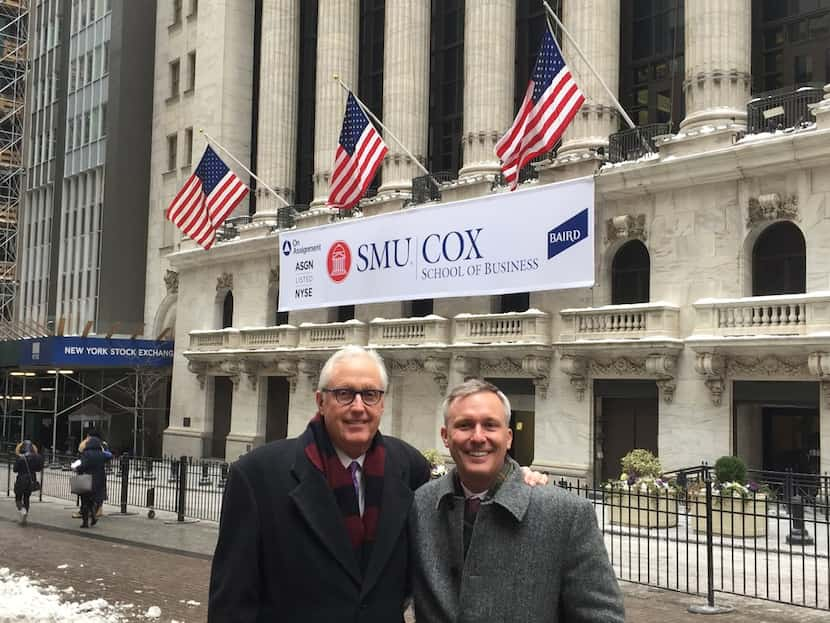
[{"left": 0, "top": 567, "right": 138, "bottom": 623}]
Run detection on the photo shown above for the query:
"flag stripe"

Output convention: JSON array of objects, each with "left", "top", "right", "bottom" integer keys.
[
  {"left": 495, "top": 30, "right": 584, "bottom": 190},
  {"left": 328, "top": 92, "right": 388, "bottom": 211},
  {"left": 165, "top": 146, "right": 249, "bottom": 250}
]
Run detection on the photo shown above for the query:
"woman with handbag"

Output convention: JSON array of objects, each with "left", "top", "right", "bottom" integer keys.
[
  {"left": 73, "top": 435, "right": 108, "bottom": 528},
  {"left": 13, "top": 440, "right": 44, "bottom": 526}
]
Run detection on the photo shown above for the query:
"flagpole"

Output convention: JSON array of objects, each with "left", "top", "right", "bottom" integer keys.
[
  {"left": 542, "top": 1, "right": 636, "bottom": 130},
  {"left": 332, "top": 76, "right": 437, "bottom": 185},
  {"left": 199, "top": 129, "right": 292, "bottom": 208}
]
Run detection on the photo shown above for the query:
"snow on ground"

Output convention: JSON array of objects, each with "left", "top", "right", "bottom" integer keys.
[{"left": 0, "top": 567, "right": 159, "bottom": 622}]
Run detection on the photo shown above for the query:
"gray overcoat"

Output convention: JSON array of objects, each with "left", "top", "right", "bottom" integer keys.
[{"left": 410, "top": 458, "right": 625, "bottom": 623}]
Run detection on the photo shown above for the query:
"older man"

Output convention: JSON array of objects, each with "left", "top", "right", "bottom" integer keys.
[
  {"left": 410, "top": 379, "right": 625, "bottom": 623},
  {"left": 209, "top": 345, "right": 430, "bottom": 622}
]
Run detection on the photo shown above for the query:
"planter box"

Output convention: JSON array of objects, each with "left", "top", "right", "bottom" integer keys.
[
  {"left": 692, "top": 494, "right": 767, "bottom": 538},
  {"left": 606, "top": 491, "right": 678, "bottom": 528}
]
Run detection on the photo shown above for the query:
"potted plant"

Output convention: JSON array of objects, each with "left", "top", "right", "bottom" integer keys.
[
  {"left": 605, "top": 449, "right": 678, "bottom": 528},
  {"left": 691, "top": 456, "right": 768, "bottom": 537},
  {"left": 422, "top": 448, "right": 447, "bottom": 480}
]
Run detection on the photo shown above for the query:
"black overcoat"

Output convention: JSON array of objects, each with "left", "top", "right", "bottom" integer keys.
[{"left": 208, "top": 428, "right": 429, "bottom": 623}]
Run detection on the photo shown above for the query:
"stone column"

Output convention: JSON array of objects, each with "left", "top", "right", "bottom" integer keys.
[
  {"left": 311, "top": 0, "right": 360, "bottom": 207},
  {"left": 557, "top": 0, "right": 619, "bottom": 157},
  {"left": 459, "top": 0, "right": 515, "bottom": 179},
  {"left": 680, "top": 0, "right": 751, "bottom": 131},
  {"left": 255, "top": 0, "right": 300, "bottom": 214},
  {"left": 377, "top": 0, "right": 430, "bottom": 197}
]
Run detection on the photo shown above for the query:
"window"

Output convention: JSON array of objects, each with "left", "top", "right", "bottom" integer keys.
[
  {"left": 86, "top": 52, "right": 93, "bottom": 83},
  {"left": 184, "top": 127, "right": 193, "bottom": 165},
  {"left": 752, "top": 222, "right": 805, "bottom": 296},
  {"left": 69, "top": 60, "right": 77, "bottom": 92},
  {"left": 172, "top": 0, "right": 183, "bottom": 25},
  {"left": 83, "top": 111, "right": 91, "bottom": 143},
  {"left": 102, "top": 42, "right": 109, "bottom": 75},
  {"left": 167, "top": 133, "right": 177, "bottom": 171},
  {"left": 335, "top": 305, "right": 355, "bottom": 322},
  {"left": 429, "top": 0, "right": 465, "bottom": 177},
  {"left": 186, "top": 51, "right": 196, "bottom": 92},
  {"left": 359, "top": 0, "right": 385, "bottom": 193},
  {"left": 100, "top": 103, "right": 107, "bottom": 137},
  {"left": 90, "top": 108, "right": 99, "bottom": 141},
  {"left": 620, "top": 0, "right": 684, "bottom": 129},
  {"left": 405, "top": 299, "right": 434, "bottom": 317},
  {"left": 498, "top": 292, "right": 529, "bottom": 313},
  {"left": 169, "top": 59, "right": 180, "bottom": 98},
  {"left": 222, "top": 291, "right": 234, "bottom": 328},
  {"left": 611, "top": 241, "right": 650, "bottom": 305},
  {"left": 752, "top": 1, "right": 830, "bottom": 91},
  {"left": 294, "top": 0, "right": 318, "bottom": 205}
]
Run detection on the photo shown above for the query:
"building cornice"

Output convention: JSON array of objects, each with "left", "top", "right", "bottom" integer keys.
[{"left": 596, "top": 127, "right": 830, "bottom": 199}]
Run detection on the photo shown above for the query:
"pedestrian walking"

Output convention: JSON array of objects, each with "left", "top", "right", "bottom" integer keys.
[
  {"left": 13, "top": 440, "right": 44, "bottom": 526},
  {"left": 72, "top": 435, "right": 110, "bottom": 528}
]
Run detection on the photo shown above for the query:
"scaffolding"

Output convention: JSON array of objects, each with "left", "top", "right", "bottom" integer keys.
[{"left": 0, "top": 0, "right": 26, "bottom": 322}]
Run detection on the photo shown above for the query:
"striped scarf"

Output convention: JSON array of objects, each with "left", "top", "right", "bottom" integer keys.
[{"left": 303, "top": 414, "right": 386, "bottom": 559}]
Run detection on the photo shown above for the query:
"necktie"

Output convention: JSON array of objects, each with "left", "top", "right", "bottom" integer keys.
[
  {"left": 463, "top": 496, "right": 481, "bottom": 558},
  {"left": 348, "top": 461, "right": 361, "bottom": 503}
]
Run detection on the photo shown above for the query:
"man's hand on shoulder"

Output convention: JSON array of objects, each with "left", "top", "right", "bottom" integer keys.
[{"left": 520, "top": 466, "right": 549, "bottom": 487}]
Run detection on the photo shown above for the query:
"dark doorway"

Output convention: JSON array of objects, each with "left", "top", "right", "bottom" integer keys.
[
  {"left": 266, "top": 376, "right": 290, "bottom": 442},
  {"left": 611, "top": 240, "right": 650, "bottom": 304},
  {"left": 733, "top": 381, "right": 819, "bottom": 474},
  {"left": 762, "top": 407, "right": 819, "bottom": 474},
  {"left": 752, "top": 222, "right": 805, "bottom": 296},
  {"left": 212, "top": 377, "right": 233, "bottom": 459},
  {"left": 222, "top": 292, "right": 234, "bottom": 328},
  {"left": 498, "top": 292, "right": 530, "bottom": 313},
  {"left": 595, "top": 380, "right": 659, "bottom": 482},
  {"left": 487, "top": 377, "right": 535, "bottom": 466}
]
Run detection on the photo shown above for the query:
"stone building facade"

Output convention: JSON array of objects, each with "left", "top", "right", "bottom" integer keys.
[{"left": 147, "top": 0, "right": 830, "bottom": 482}]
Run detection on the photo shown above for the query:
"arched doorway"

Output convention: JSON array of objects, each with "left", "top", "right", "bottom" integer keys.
[
  {"left": 752, "top": 222, "right": 805, "bottom": 296},
  {"left": 612, "top": 241, "right": 650, "bottom": 304}
]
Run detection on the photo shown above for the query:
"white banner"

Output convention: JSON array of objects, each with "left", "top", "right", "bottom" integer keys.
[{"left": 278, "top": 176, "right": 594, "bottom": 311}]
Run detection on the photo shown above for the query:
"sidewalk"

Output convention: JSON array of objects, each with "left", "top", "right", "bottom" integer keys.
[
  {"left": 2, "top": 492, "right": 828, "bottom": 622},
  {"left": 0, "top": 492, "right": 217, "bottom": 558}
]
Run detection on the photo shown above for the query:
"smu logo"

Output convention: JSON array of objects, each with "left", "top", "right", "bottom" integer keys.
[
  {"left": 548, "top": 209, "right": 588, "bottom": 259},
  {"left": 327, "top": 241, "right": 352, "bottom": 283},
  {"left": 281, "top": 240, "right": 292, "bottom": 256}
]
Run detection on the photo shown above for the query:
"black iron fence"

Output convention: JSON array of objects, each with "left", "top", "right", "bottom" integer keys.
[
  {"left": 555, "top": 465, "right": 830, "bottom": 611},
  {"left": 746, "top": 84, "right": 824, "bottom": 135},
  {"left": 607, "top": 122, "right": 673, "bottom": 164},
  {"left": 3, "top": 448, "right": 229, "bottom": 522}
]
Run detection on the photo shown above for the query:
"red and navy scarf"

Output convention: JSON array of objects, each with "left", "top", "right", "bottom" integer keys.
[{"left": 303, "top": 413, "right": 386, "bottom": 553}]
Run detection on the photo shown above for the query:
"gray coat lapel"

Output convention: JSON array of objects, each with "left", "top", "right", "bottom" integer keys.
[{"left": 289, "top": 442, "right": 361, "bottom": 586}]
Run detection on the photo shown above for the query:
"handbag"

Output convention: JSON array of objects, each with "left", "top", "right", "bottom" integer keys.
[
  {"left": 70, "top": 473, "right": 93, "bottom": 495},
  {"left": 23, "top": 456, "right": 41, "bottom": 492}
]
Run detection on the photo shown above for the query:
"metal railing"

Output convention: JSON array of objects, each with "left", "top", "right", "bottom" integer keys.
[
  {"left": 607, "top": 122, "right": 672, "bottom": 164},
  {"left": 746, "top": 84, "right": 825, "bottom": 135},
  {"left": 410, "top": 171, "right": 455, "bottom": 205},
  {"left": 556, "top": 466, "right": 830, "bottom": 612},
  {"left": 3, "top": 447, "right": 229, "bottom": 522}
]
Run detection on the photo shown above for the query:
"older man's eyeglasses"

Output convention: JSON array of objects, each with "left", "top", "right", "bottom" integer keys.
[{"left": 322, "top": 388, "right": 385, "bottom": 406}]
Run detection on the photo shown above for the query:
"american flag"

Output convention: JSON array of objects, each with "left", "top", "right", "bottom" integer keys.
[
  {"left": 166, "top": 145, "right": 249, "bottom": 250},
  {"left": 495, "top": 29, "right": 585, "bottom": 190},
  {"left": 328, "top": 92, "right": 388, "bottom": 210}
]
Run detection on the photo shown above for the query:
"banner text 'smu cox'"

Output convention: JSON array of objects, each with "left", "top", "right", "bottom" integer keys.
[{"left": 279, "top": 177, "right": 595, "bottom": 311}]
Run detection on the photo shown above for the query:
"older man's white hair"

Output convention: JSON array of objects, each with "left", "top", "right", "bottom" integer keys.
[{"left": 317, "top": 345, "right": 389, "bottom": 391}]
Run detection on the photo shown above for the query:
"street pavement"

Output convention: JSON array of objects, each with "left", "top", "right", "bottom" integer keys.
[{"left": 1, "top": 493, "right": 828, "bottom": 622}]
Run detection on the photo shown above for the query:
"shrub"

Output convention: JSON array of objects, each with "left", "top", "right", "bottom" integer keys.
[
  {"left": 714, "top": 455, "right": 747, "bottom": 485},
  {"left": 620, "top": 449, "right": 662, "bottom": 479}
]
